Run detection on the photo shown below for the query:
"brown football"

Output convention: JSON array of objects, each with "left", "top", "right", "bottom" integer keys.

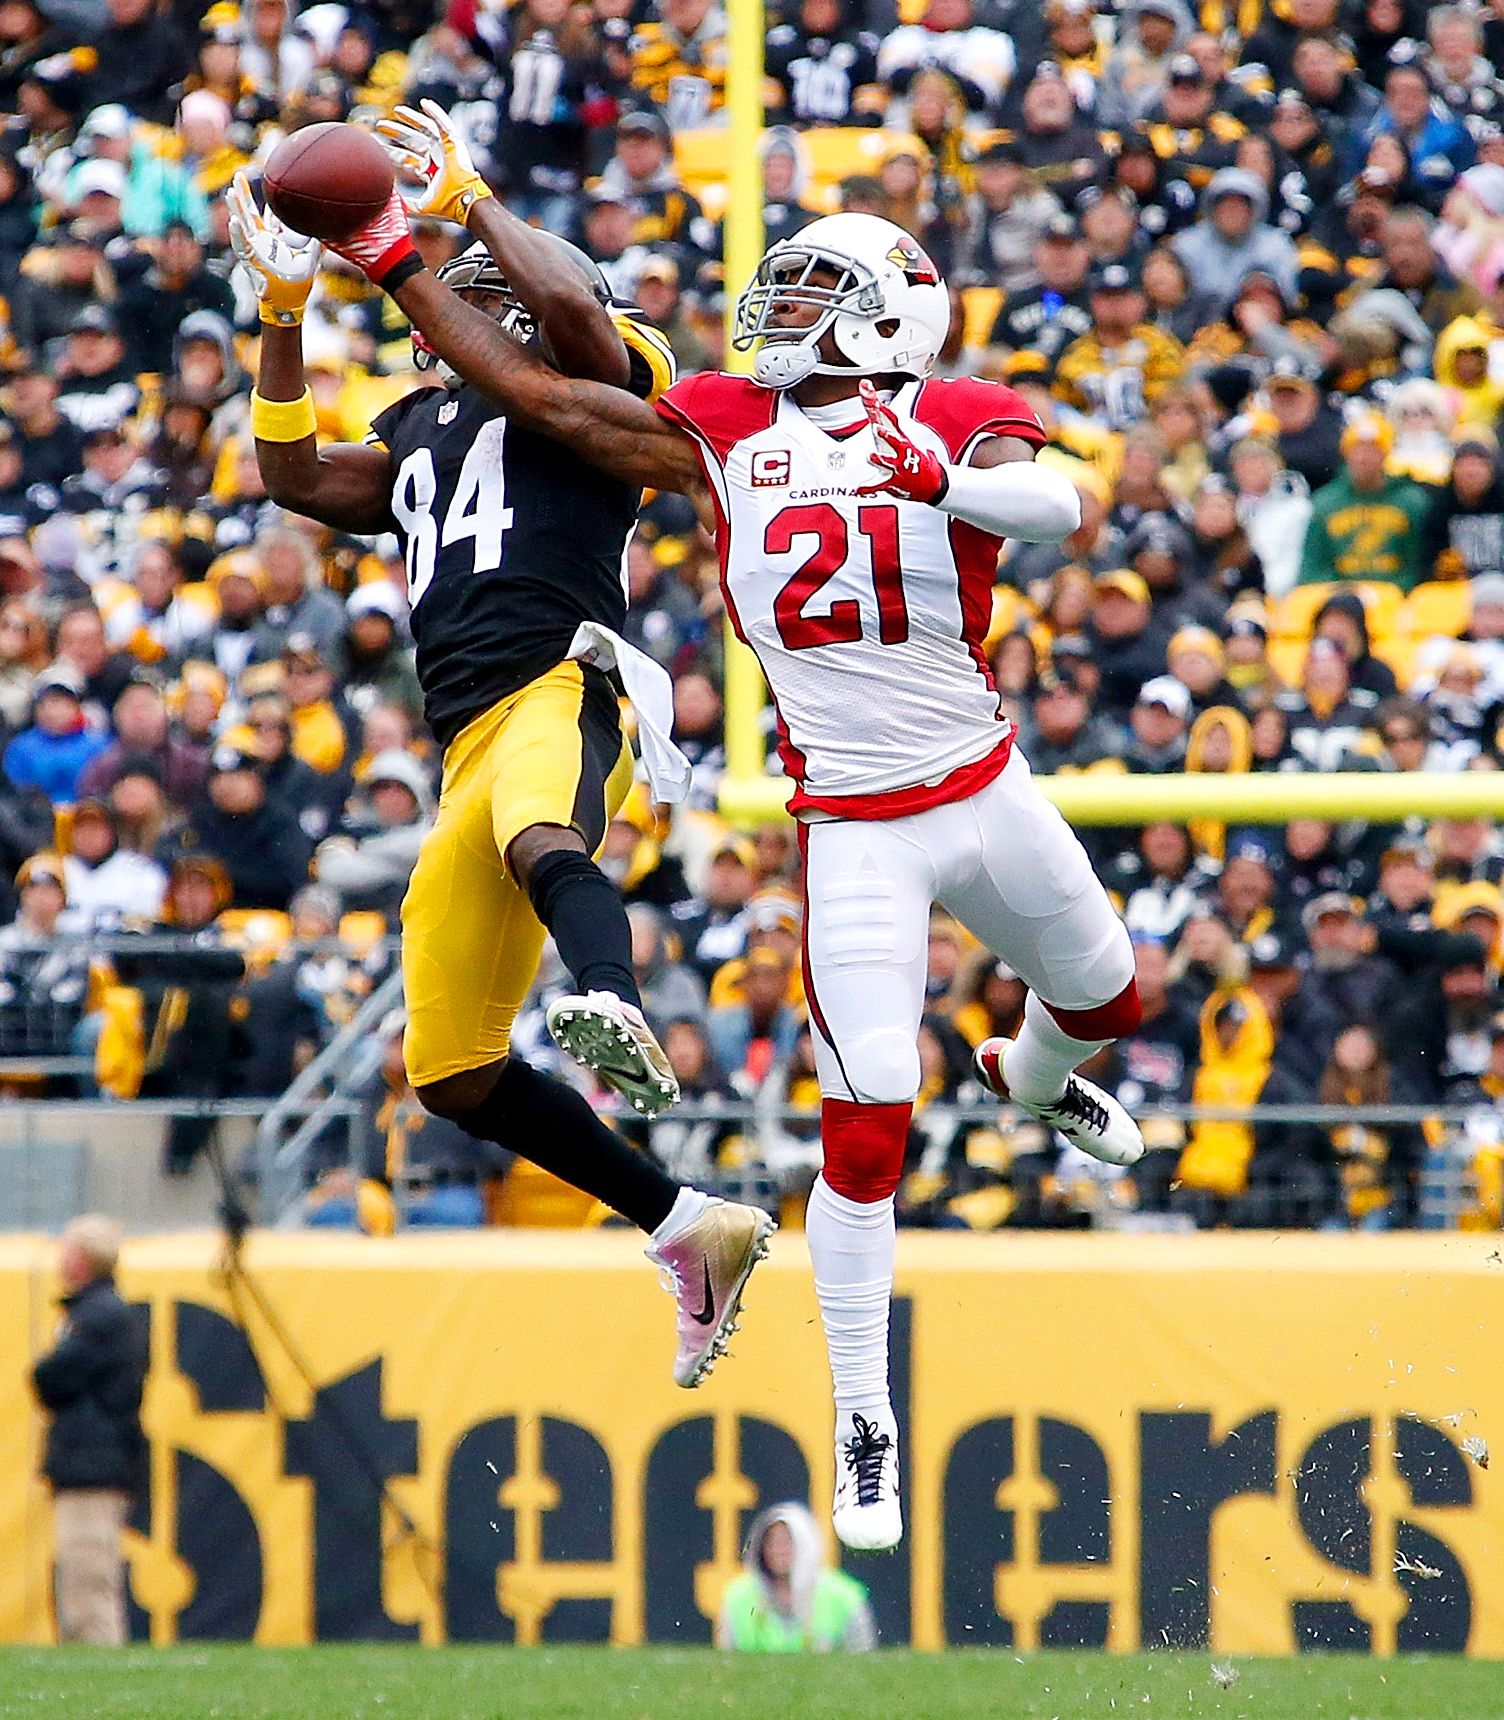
[{"left": 263, "top": 122, "right": 394, "bottom": 242}]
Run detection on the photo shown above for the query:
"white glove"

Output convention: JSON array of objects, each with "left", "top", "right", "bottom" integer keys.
[{"left": 227, "top": 170, "right": 323, "bottom": 326}]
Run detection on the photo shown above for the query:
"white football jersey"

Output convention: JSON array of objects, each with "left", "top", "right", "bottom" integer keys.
[{"left": 657, "top": 372, "right": 1046, "bottom": 818}]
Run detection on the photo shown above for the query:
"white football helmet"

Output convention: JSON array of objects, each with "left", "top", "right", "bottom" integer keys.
[{"left": 733, "top": 213, "right": 951, "bottom": 389}]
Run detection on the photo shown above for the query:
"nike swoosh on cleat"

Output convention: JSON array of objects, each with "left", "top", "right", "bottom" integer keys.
[{"left": 690, "top": 1258, "right": 716, "bottom": 1326}]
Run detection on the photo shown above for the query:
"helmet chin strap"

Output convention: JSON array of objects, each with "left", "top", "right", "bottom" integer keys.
[{"left": 753, "top": 339, "right": 820, "bottom": 388}]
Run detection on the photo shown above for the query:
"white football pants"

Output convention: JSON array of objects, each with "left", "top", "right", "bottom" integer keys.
[{"left": 800, "top": 748, "right": 1133, "bottom": 1106}]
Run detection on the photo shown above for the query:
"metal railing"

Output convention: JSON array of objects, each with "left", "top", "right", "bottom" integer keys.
[
  {"left": 253, "top": 966, "right": 406, "bottom": 1221},
  {"left": 0, "top": 1080, "right": 1495, "bottom": 1233}
]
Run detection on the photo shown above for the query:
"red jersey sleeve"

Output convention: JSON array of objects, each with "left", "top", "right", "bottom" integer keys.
[
  {"left": 910, "top": 376, "right": 1047, "bottom": 462},
  {"left": 654, "top": 371, "right": 779, "bottom": 467}
]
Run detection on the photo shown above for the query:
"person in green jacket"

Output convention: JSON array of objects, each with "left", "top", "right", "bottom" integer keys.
[
  {"left": 717, "top": 1503, "right": 875, "bottom": 1652},
  {"left": 1297, "top": 414, "right": 1437, "bottom": 593}
]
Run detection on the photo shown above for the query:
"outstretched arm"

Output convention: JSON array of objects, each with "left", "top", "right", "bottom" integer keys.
[
  {"left": 468, "top": 197, "right": 629, "bottom": 387},
  {"left": 389, "top": 266, "right": 707, "bottom": 502},
  {"left": 228, "top": 172, "right": 393, "bottom": 534},
  {"left": 253, "top": 323, "right": 395, "bottom": 532},
  {"left": 376, "top": 101, "right": 631, "bottom": 390}
]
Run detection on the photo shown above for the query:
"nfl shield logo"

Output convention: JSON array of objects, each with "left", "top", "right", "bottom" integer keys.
[{"left": 438, "top": 400, "right": 458, "bottom": 425}]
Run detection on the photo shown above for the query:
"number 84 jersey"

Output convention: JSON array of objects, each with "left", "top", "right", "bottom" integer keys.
[
  {"left": 370, "top": 309, "right": 675, "bottom": 752},
  {"left": 655, "top": 372, "right": 1047, "bottom": 819}
]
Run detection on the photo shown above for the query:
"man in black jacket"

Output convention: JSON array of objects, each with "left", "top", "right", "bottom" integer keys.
[{"left": 31, "top": 1215, "right": 147, "bottom": 1645}]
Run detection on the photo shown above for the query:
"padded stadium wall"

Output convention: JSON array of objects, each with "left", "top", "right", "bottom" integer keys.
[{"left": 1, "top": 1230, "right": 1500, "bottom": 1653}]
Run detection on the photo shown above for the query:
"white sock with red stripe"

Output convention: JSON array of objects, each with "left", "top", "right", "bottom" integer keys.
[
  {"left": 1000, "top": 991, "right": 1109, "bottom": 1107},
  {"left": 806, "top": 1174, "right": 894, "bottom": 1421}
]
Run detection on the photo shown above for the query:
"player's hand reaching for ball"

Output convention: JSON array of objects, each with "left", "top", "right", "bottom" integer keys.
[
  {"left": 227, "top": 171, "right": 323, "bottom": 326},
  {"left": 855, "top": 379, "right": 949, "bottom": 505},
  {"left": 321, "top": 184, "right": 422, "bottom": 288},
  {"left": 374, "top": 99, "right": 492, "bottom": 226}
]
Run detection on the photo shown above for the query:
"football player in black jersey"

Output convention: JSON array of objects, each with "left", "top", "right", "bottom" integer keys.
[{"left": 229, "top": 136, "right": 774, "bottom": 1389}]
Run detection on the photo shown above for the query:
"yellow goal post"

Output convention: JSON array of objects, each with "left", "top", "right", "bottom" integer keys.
[
  {"left": 718, "top": 0, "right": 766, "bottom": 781},
  {"left": 717, "top": 769, "right": 1504, "bottom": 827}
]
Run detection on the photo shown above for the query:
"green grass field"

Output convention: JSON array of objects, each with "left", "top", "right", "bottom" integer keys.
[{"left": 0, "top": 1646, "right": 1497, "bottom": 1720}]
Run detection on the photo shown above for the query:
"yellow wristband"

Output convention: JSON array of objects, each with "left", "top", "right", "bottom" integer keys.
[
  {"left": 258, "top": 300, "right": 305, "bottom": 327},
  {"left": 251, "top": 387, "right": 317, "bottom": 443}
]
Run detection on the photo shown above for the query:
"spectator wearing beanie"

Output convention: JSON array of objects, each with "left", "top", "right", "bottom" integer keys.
[
  {"left": 1171, "top": 167, "right": 1299, "bottom": 315},
  {"left": 3, "top": 667, "right": 110, "bottom": 804},
  {"left": 1054, "top": 263, "right": 1185, "bottom": 431},
  {"left": 162, "top": 742, "right": 312, "bottom": 910},
  {"left": 334, "top": 584, "right": 422, "bottom": 722},
  {"left": 1298, "top": 414, "right": 1434, "bottom": 592},
  {"left": 1422, "top": 428, "right": 1504, "bottom": 580},
  {"left": 313, "top": 749, "right": 434, "bottom": 918},
  {"left": 59, "top": 798, "right": 166, "bottom": 931},
  {"left": 1311, "top": 591, "right": 1399, "bottom": 702}
]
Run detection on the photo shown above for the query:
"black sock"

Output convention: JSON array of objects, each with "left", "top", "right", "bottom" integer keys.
[
  {"left": 525, "top": 849, "right": 641, "bottom": 1008},
  {"left": 458, "top": 1057, "right": 679, "bottom": 1232}
]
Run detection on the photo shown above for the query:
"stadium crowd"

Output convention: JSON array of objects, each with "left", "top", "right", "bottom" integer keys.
[{"left": 0, "top": 0, "right": 1502, "bottom": 1228}]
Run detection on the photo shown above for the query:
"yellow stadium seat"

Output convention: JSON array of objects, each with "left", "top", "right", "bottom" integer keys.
[
  {"left": 1272, "top": 583, "right": 1336, "bottom": 640},
  {"left": 218, "top": 909, "right": 293, "bottom": 959},
  {"left": 1402, "top": 580, "right": 1472, "bottom": 642},
  {"left": 1349, "top": 581, "right": 1405, "bottom": 641},
  {"left": 490, "top": 1159, "right": 603, "bottom": 1227},
  {"left": 1267, "top": 638, "right": 1308, "bottom": 685},
  {"left": 672, "top": 127, "right": 732, "bottom": 196},
  {"left": 673, "top": 127, "right": 928, "bottom": 219},
  {"left": 1272, "top": 580, "right": 1405, "bottom": 644},
  {"left": 983, "top": 582, "right": 1037, "bottom": 655},
  {"left": 1373, "top": 634, "right": 1419, "bottom": 689},
  {"left": 338, "top": 911, "right": 388, "bottom": 959},
  {"left": 963, "top": 286, "right": 1003, "bottom": 351},
  {"left": 802, "top": 127, "right": 926, "bottom": 187}
]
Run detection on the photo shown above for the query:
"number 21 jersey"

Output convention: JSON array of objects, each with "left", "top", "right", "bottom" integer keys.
[{"left": 655, "top": 372, "right": 1046, "bottom": 818}]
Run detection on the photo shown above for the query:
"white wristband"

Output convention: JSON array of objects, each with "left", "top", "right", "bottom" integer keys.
[{"left": 934, "top": 458, "right": 1082, "bottom": 543}]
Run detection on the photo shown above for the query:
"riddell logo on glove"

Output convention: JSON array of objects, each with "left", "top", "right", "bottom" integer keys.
[{"left": 751, "top": 450, "right": 792, "bottom": 487}]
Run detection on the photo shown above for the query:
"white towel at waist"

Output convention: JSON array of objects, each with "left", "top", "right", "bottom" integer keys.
[{"left": 567, "top": 621, "right": 692, "bottom": 805}]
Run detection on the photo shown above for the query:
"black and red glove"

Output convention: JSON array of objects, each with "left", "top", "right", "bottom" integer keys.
[
  {"left": 324, "top": 186, "right": 423, "bottom": 291},
  {"left": 854, "top": 378, "right": 950, "bottom": 504}
]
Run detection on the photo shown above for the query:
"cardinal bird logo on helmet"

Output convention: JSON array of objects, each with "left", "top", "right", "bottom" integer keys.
[{"left": 885, "top": 236, "right": 940, "bottom": 285}]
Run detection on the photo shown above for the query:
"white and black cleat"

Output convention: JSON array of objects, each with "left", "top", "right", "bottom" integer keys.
[
  {"left": 833, "top": 1409, "right": 903, "bottom": 1551},
  {"left": 974, "top": 1036, "right": 1144, "bottom": 1167},
  {"left": 546, "top": 990, "right": 681, "bottom": 1117}
]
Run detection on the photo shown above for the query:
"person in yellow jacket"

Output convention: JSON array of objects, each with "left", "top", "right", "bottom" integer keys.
[
  {"left": 1434, "top": 314, "right": 1504, "bottom": 429},
  {"left": 1176, "top": 981, "right": 1274, "bottom": 1201},
  {"left": 1183, "top": 704, "right": 1252, "bottom": 861},
  {"left": 281, "top": 633, "right": 356, "bottom": 777}
]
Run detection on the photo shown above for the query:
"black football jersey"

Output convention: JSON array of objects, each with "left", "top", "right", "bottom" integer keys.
[{"left": 370, "top": 309, "right": 675, "bottom": 751}]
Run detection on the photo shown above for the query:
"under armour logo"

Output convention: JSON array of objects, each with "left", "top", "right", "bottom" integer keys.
[{"left": 903, "top": 449, "right": 921, "bottom": 473}]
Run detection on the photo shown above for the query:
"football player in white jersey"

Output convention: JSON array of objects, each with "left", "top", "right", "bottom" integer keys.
[{"left": 341, "top": 101, "right": 1148, "bottom": 1554}]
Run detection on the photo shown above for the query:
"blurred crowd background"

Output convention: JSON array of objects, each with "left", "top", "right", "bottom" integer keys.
[{"left": 0, "top": 0, "right": 1503, "bottom": 1231}]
